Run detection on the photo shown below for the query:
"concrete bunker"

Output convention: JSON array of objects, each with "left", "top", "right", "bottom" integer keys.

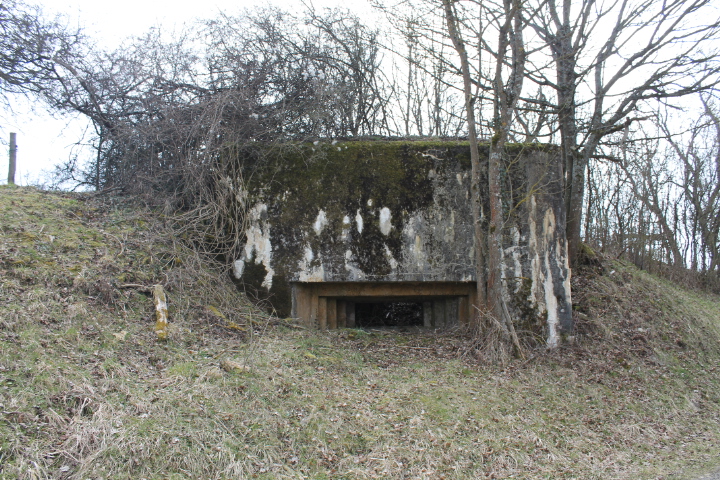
[{"left": 228, "top": 140, "right": 573, "bottom": 344}]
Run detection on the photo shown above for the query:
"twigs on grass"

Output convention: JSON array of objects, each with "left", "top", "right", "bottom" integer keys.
[
  {"left": 101, "top": 231, "right": 125, "bottom": 256},
  {"left": 462, "top": 305, "right": 528, "bottom": 365}
]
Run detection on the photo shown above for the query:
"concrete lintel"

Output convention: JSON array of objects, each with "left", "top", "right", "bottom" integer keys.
[{"left": 294, "top": 281, "right": 475, "bottom": 298}]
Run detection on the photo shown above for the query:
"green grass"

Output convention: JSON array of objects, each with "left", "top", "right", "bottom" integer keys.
[{"left": 1, "top": 186, "right": 720, "bottom": 479}]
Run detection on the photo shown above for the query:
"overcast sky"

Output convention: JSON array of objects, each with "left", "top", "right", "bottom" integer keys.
[{"left": 0, "top": 0, "right": 372, "bottom": 186}]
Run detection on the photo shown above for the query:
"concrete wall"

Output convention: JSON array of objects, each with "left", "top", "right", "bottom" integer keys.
[{"left": 229, "top": 141, "right": 572, "bottom": 345}]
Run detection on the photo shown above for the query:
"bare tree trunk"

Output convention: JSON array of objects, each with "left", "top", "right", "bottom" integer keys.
[
  {"left": 567, "top": 130, "right": 601, "bottom": 263},
  {"left": 442, "top": 0, "right": 487, "bottom": 310},
  {"left": 488, "top": 0, "right": 525, "bottom": 355},
  {"left": 444, "top": 0, "right": 524, "bottom": 357}
]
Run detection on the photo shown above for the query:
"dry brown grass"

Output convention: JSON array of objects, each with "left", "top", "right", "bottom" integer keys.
[{"left": 1, "top": 186, "right": 720, "bottom": 479}]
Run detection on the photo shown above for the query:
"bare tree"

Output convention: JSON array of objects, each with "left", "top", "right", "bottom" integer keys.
[
  {"left": 527, "top": 0, "right": 720, "bottom": 263},
  {"left": 441, "top": 0, "right": 529, "bottom": 356},
  {"left": 303, "top": 8, "right": 391, "bottom": 136},
  {"left": 441, "top": 0, "right": 487, "bottom": 316},
  {"left": 620, "top": 136, "right": 685, "bottom": 268},
  {"left": 486, "top": 0, "right": 526, "bottom": 356},
  {"left": 0, "top": 0, "right": 82, "bottom": 102},
  {"left": 662, "top": 97, "right": 720, "bottom": 275}
]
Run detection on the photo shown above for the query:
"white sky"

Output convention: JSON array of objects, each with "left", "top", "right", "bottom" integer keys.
[{"left": 0, "top": 0, "right": 373, "bottom": 186}]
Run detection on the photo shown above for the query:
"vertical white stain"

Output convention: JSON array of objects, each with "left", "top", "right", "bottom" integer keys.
[
  {"left": 401, "top": 215, "right": 428, "bottom": 273},
  {"left": 527, "top": 196, "right": 542, "bottom": 306},
  {"left": 414, "top": 234, "right": 425, "bottom": 268},
  {"left": 232, "top": 259, "right": 245, "bottom": 279},
  {"left": 341, "top": 215, "right": 351, "bottom": 241},
  {"left": 344, "top": 249, "right": 365, "bottom": 279},
  {"left": 527, "top": 195, "right": 558, "bottom": 347},
  {"left": 511, "top": 227, "right": 523, "bottom": 292},
  {"left": 444, "top": 211, "right": 455, "bottom": 242},
  {"left": 542, "top": 206, "right": 560, "bottom": 348},
  {"left": 384, "top": 244, "right": 398, "bottom": 270},
  {"left": 356, "top": 210, "right": 364, "bottom": 233},
  {"left": 379, "top": 207, "right": 392, "bottom": 235},
  {"left": 313, "top": 210, "right": 327, "bottom": 235},
  {"left": 297, "top": 243, "right": 324, "bottom": 281},
  {"left": 241, "top": 203, "right": 275, "bottom": 289},
  {"left": 544, "top": 252, "right": 559, "bottom": 348},
  {"left": 502, "top": 234, "right": 523, "bottom": 291}
]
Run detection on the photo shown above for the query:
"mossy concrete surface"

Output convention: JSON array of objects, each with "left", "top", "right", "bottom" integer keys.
[{"left": 228, "top": 141, "right": 572, "bottom": 344}]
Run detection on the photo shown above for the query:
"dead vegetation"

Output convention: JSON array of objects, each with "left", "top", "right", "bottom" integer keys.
[{"left": 1, "top": 185, "right": 720, "bottom": 479}]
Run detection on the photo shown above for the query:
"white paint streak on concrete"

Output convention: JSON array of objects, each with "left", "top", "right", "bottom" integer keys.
[
  {"left": 456, "top": 173, "right": 463, "bottom": 186},
  {"left": 544, "top": 250, "right": 559, "bottom": 349},
  {"left": 384, "top": 244, "right": 398, "bottom": 270},
  {"left": 561, "top": 243, "right": 572, "bottom": 312},
  {"left": 344, "top": 249, "right": 365, "bottom": 280},
  {"left": 527, "top": 196, "right": 543, "bottom": 308},
  {"left": 527, "top": 195, "right": 559, "bottom": 346},
  {"left": 297, "top": 243, "right": 324, "bottom": 282},
  {"left": 542, "top": 207, "right": 559, "bottom": 348},
  {"left": 498, "top": 230, "right": 509, "bottom": 300},
  {"left": 242, "top": 203, "right": 275, "bottom": 289},
  {"left": 341, "top": 215, "right": 351, "bottom": 241},
  {"left": 510, "top": 227, "right": 523, "bottom": 292},
  {"left": 379, "top": 207, "right": 392, "bottom": 235},
  {"left": 232, "top": 259, "right": 245, "bottom": 279},
  {"left": 260, "top": 238, "right": 274, "bottom": 288},
  {"left": 355, "top": 210, "right": 364, "bottom": 233},
  {"left": 526, "top": 195, "right": 571, "bottom": 348},
  {"left": 313, "top": 210, "right": 327, "bottom": 235},
  {"left": 400, "top": 215, "right": 429, "bottom": 274},
  {"left": 414, "top": 234, "right": 425, "bottom": 268},
  {"left": 444, "top": 211, "right": 455, "bottom": 242}
]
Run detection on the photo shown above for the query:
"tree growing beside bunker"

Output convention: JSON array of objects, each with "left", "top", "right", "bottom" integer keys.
[{"left": 442, "top": 0, "right": 528, "bottom": 357}]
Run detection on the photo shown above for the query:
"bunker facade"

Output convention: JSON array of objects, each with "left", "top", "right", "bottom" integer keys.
[{"left": 230, "top": 141, "right": 572, "bottom": 346}]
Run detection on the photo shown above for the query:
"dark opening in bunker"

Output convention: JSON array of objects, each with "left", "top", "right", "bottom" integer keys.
[
  {"left": 355, "top": 302, "right": 423, "bottom": 328},
  {"left": 292, "top": 281, "right": 477, "bottom": 330}
]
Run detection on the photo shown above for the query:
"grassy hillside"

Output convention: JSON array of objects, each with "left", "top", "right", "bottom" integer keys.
[{"left": 1, "top": 185, "right": 719, "bottom": 479}]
